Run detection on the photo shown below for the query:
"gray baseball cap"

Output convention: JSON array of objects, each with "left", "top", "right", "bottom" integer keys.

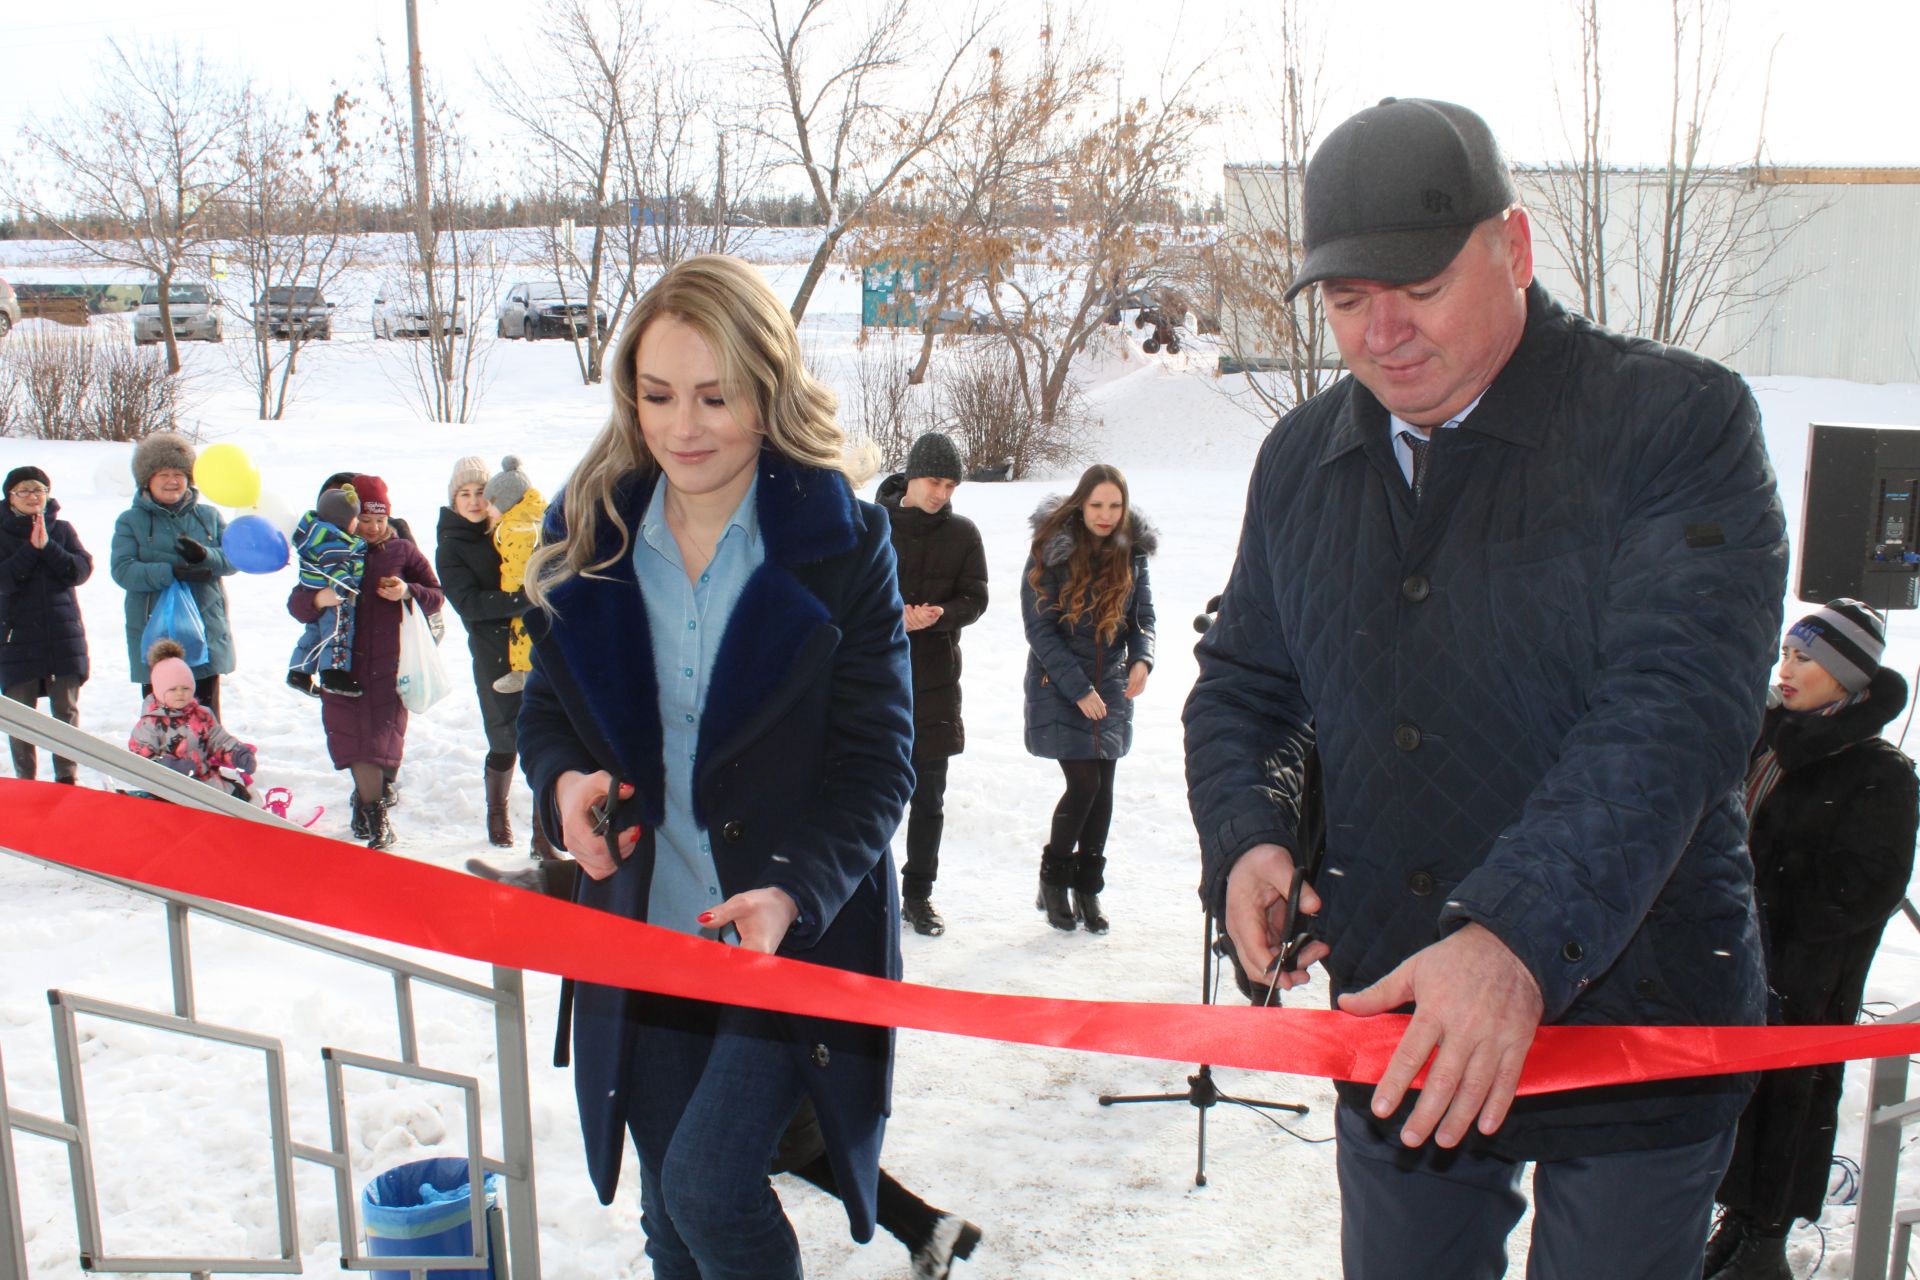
[{"left": 1284, "top": 98, "right": 1518, "bottom": 302}]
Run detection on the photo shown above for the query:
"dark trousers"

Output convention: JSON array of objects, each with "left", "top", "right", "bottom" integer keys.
[
  {"left": 5, "top": 674, "right": 82, "bottom": 782},
  {"left": 901, "top": 756, "right": 950, "bottom": 901},
  {"left": 1048, "top": 758, "right": 1117, "bottom": 856},
  {"left": 142, "top": 674, "right": 220, "bottom": 721},
  {"left": 1335, "top": 1102, "right": 1735, "bottom": 1279}
]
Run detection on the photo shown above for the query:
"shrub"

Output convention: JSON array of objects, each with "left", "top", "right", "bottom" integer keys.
[
  {"left": 1, "top": 327, "right": 178, "bottom": 442},
  {"left": 939, "top": 344, "right": 1085, "bottom": 479}
]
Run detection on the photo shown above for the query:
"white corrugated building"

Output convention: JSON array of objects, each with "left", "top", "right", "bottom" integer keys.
[{"left": 1222, "top": 163, "right": 1920, "bottom": 384}]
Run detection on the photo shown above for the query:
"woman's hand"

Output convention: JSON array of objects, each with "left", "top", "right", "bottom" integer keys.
[
  {"left": 1076, "top": 689, "right": 1107, "bottom": 720},
  {"left": 28, "top": 514, "right": 47, "bottom": 549},
  {"left": 376, "top": 575, "right": 408, "bottom": 602},
  {"left": 555, "top": 770, "right": 639, "bottom": 880},
  {"left": 314, "top": 587, "right": 343, "bottom": 608},
  {"left": 701, "top": 887, "right": 799, "bottom": 953},
  {"left": 1125, "top": 661, "right": 1150, "bottom": 699}
]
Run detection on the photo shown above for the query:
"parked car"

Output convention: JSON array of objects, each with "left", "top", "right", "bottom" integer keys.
[
  {"left": 13, "top": 284, "right": 91, "bottom": 329},
  {"left": 496, "top": 281, "right": 609, "bottom": 341},
  {"left": 920, "top": 304, "right": 1024, "bottom": 336},
  {"left": 0, "top": 278, "right": 17, "bottom": 339},
  {"left": 252, "top": 286, "right": 334, "bottom": 341},
  {"left": 134, "top": 282, "right": 223, "bottom": 345},
  {"left": 371, "top": 290, "right": 466, "bottom": 340}
]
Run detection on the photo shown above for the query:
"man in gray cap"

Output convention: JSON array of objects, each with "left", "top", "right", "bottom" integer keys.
[{"left": 1184, "top": 98, "right": 1788, "bottom": 1276}]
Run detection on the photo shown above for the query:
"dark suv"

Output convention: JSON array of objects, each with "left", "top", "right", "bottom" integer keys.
[{"left": 253, "top": 286, "right": 334, "bottom": 341}]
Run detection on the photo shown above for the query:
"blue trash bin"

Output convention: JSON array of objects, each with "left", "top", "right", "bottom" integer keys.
[{"left": 361, "top": 1157, "right": 502, "bottom": 1280}]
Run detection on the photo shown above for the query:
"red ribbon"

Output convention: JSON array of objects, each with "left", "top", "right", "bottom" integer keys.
[{"left": 3, "top": 779, "right": 1917, "bottom": 1095}]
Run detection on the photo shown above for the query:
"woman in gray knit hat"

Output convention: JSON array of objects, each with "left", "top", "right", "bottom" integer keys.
[{"left": 108, "top": 431, "right": 239, "bottom": 718}]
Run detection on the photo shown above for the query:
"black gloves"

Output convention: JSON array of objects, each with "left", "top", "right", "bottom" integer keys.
[
  {"left": 229, "top": 743, "right": 258, "bottom": 775},
  {"left": 176, "top": 536, "right": 209, "bottom": 564},
  {"left": 173, "top": 563, "right": 215, "bottom": 583}
]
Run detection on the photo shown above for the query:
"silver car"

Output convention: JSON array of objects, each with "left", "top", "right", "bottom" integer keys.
[
  {"left": 497, "top": 281, "right": 608, "bottom": 341},
  {"left": 372, "top": 290, "right": 466, "bottom": 339},
  {"left": 0, "top": 279, "right": 18, "bottom": 340},
  {"left": 133, "top": 282, "right": 222, "bottom": 345}
]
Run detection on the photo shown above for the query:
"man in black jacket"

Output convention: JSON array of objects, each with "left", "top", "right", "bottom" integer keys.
[
  {"left": 1184, "top": 98, "right": 1786, "bottom": 1277},
  {"left": 877, "top": 433, "right": 989, "bottom": 936}
]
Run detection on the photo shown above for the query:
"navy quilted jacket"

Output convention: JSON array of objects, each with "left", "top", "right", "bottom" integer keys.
[
  {"left": 0, "top": 498, "right": 93, "bottom": 687},
  {"left": 1185, "top": 284, "right": 1787, "bottom": 1160}
]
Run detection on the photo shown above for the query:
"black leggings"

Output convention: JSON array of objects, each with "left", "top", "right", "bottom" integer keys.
[
  {"left": 484, "top": 750, "right": 516, "bottom": 773},
  {"left": 1048, "top": 759, "right": 1117, "bottom": 857},
  {"left": 350, "top": 761, "right": 398, "bottom": 804}
]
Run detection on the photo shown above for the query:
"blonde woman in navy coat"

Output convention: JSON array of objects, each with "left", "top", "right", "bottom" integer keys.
[{"left": 517, "top": 255, "right": 912, "bottom": 1280}]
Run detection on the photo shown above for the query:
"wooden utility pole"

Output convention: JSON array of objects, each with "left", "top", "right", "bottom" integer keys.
[{"left": 405, "top": 0, "right": 450, "bottom": 382}]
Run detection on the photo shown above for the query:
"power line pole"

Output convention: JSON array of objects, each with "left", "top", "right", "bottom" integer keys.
[{"left": 403, "top": 0, "right": 449, "bottom": 385}]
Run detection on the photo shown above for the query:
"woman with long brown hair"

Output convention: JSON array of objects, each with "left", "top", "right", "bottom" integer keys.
[{"left": 1021, "top": 463, "right": 1157, "bottom": 933}]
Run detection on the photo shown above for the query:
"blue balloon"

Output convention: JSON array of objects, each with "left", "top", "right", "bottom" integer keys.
[{"left": 225, "top": 514, "right": 289, "bottom": 574}]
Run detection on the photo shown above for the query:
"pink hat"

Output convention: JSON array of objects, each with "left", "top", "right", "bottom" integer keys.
[{"left": 146, "top": 639, "right": 195, "bottom": 696}]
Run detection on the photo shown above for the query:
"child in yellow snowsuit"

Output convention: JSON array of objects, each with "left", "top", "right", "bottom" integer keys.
[{"left": 484, "top": 456, "right": 545, "bottom": 694}]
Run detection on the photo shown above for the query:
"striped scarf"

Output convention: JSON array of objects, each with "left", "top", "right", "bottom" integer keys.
[{"left": 1743, "top": 690, "right": 1863, "bottom": 821}]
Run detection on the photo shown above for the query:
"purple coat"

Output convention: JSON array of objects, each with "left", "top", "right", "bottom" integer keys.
[{"left": 289, "top": 533, "right": 443, "bottom": 770}]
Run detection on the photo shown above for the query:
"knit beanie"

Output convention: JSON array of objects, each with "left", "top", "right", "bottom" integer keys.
[
  {"left": 484, "top": 456, "right": 533, "bottom": 512},
  {"left": 350, "top": 475, "right": 390, "bottom": 517},
  {"left": 146, "top": 638, "right": 195, "bottom": 695},
  {"left": 905, "top": 433, "right": 964, "bottom": 483},
  {"left": 316, "top": 486, "right": 360, "bottom": 530},
  {"left": 448, "top": 455, "right": 490, "bottom": 503},
  {"left": 132, "top": 431, "right": 197, "bottom": 490},
  {"left": 4, "top": 466, "right": 49, "bottom": 495},
  {"left": 1785, "top": 597, "right": 1886, "bottom": 694}
]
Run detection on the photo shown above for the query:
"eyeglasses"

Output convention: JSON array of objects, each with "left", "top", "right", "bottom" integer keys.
[{"left": 9, "top": 485, "right": 47, "bottom": 497}]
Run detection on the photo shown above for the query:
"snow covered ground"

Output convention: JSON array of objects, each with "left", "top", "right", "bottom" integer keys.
[{"left": 3, "top": 247, "right": 1920, "bottom": 1279}]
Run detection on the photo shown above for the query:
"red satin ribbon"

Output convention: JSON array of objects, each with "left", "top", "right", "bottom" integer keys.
[{"left": 3, "top": 779, "right": 1917, "bottom": 1095}]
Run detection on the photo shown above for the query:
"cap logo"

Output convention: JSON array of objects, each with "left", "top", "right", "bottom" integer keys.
[{"left": 1423, "top": 189, "right": 1454, "bottom": 214}]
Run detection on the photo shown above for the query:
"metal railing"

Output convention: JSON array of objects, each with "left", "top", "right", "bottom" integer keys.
[
  {"left": 0, "top": 696, "right": 542, "bottom": 1280},
  {"left": 1852, "top": 999, "right": 1920, "bottom": 1278}
]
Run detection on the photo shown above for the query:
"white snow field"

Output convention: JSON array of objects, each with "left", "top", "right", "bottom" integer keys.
[{"left": 3, "top": 245, "right": 1920, "bottom": 1279}]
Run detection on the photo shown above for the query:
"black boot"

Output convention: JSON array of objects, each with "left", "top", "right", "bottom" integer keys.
[
  {"left": 1072, "top": 854, "right": 1109, "bottom": 934},
  {"left": 530, "top": 807, "right": 558, "bottom": 861},
  {"left": 1036, "top": 848, "right": 1076, "bottom": 931},
  {"left": 349, "top": 793, "right": 371, "bottom": 840},
  {"left": 364, "top": 797, "right": 396, "bottom": 851},
  {"left": 484, "top": 766, "right": 514, "bottom": 847},
  {"left": 318, "top": 669, "right": 364, "bottom": 697},
  {"left": 910, "top": 1211, "right": 982, "bottom": 1279},
  {"left": 1703, "top": 1211, "right": 1747, "bottom": 1276},
  {"left": 1706, "top": 1228, "right": 1792, "bottom": 1280},
  {"left": 903, "top": 896, "right": 946, "bottom": 937}
]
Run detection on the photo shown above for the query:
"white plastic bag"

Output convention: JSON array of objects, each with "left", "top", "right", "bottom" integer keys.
[{"left": 395, "top": 599, "right": 453, "bottom": 713}]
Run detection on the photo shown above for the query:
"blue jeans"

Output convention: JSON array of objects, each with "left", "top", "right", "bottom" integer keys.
[
  {"left": 623, "top": 998, "right": 809, "bottom": 1280},
  {"left": 1336, "top": 1102, "right": 1735, "bottom": 1279}
]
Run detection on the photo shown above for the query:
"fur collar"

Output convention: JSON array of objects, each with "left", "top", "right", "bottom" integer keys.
[
  {"left": 1027, "top": 495, "right": 1159, "bottom": 567},
  {"left": 1765, "top": 666, "right": 1910, "bottom": 771}
]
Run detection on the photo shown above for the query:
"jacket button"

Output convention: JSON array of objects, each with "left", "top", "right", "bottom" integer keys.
[
  {"left": 1633, "top": 977, "right": 1656, "bottom": 997},
  {"left": 721, "top": 820, "right": 744, "bottom": 842},
  {"left": 1393, "top": 722, "right": 1422, "bottom": 752},
  {"left": 1401, "top": 575, "right": 1431, "bottom": 603},
  {"left": 1407, "top": 870, "right": 1434, "bottom": 896},
  {"left": 811, "top": 1043, "right": 831, "bottom": 1067},
  {"left": 1561, "top": 941, "right": 1584, "bottom": 963}
]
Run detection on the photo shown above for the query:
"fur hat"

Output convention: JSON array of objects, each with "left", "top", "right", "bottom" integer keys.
[
  {"left": 448, "top": 455, "right": 490, "bottom": 503},
  {"left": 146, "top": 637, "right": 196, "bottom": 695},
  {"left": 316, "top": 486, "right": 360, "bottom": 531},
  {"left": 349, "top": 475, "right": 390, "bottom": 517},
  {"left": 906, "top": 433, "right": 965, "bottom": 483},
  {"left": 132, "top": 431, "right": 196, "bottom": 491},
  {"left": 4, "top": 466, "right": 49, "bottom": 496},
  {"left": 1785, "top": 598, "right": 1887, "bottom": 694},
  {"left": 484, "top": 456, "right": 533, "bottom": 512}
]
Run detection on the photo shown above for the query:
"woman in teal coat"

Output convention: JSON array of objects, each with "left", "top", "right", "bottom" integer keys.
[{"left": 110, "top": 432, "right": 239, "bottom": 717}]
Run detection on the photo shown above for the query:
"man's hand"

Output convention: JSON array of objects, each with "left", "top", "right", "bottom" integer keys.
[
  {"left": 554, "top": 770, "right": 639, "bottom": 880},
  {"left": 903, "top": 603, "right": 943, "bottom": 632},
  {"left": 1338, "top": 922, "right": 1545, "bottom": 1148},
  {"left": 1224, "top": 843, "right": 1328, "bottom": 991},
  {"left": 701, "top": 887, "right": 799, "bottom": 953}
]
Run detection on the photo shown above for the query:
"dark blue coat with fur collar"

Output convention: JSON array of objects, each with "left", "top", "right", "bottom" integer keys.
[{"left": 516, "top": 450, "right": 912, "bottom": 1239}]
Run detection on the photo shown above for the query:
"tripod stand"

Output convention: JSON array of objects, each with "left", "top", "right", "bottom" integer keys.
[{"left": 1097, "top": 911, "right": 1309, "bottom": 1186}]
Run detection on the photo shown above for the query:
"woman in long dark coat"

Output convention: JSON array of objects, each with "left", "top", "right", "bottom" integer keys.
[
  {"left": 288, "top": 474, "right": 444, "bottom": 850},
  {"left": 517, "top": 254, "right": 911, "bottom": 1279},
  {"left": 435, "top": 456, "right": 553, "bottom": 857},
  {"left": 0, "top": 465, "right": 92, "bottom": 783},
  {"left": 1020, "top": 463, "right": 1156, "bottom": 934},
  {"left": 1708, "top": 599, "right": 1919, "bottom": 1280}
]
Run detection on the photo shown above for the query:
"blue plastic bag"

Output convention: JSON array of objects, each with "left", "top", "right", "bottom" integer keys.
[{"left": 140, "top": 580, "right": 211, "bottom": 668}]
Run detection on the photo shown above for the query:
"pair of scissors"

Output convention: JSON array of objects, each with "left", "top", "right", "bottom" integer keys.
[
  {"left": 1260, "top": 864, "right": 1314, "bottom": 1006},
  {"left": 587, "top": 773, "right": 639, "bottom": 863}
]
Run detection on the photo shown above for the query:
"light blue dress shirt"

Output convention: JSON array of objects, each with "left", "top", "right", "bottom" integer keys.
[
  {"left": 631, "top": 473, "right": 764, "bottom": 939},
  {"left": 1389, "top": 389, "right": 1487, "bottom": 486}
]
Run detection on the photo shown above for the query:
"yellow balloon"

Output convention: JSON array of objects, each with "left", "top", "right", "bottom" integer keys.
[{"left": 193, "top": 443, "right": 261, "bottom": 508}]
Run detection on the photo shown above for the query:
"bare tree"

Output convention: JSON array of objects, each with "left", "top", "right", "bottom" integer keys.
[
  {"left": 11, "top": 41, "right": 245, "bottom": 374},
  {"left": 222, "top": 88, "right": 363, "bottom": 419},
  {"left": 714, "top": 0, "right": 995, "bottom": 323}
]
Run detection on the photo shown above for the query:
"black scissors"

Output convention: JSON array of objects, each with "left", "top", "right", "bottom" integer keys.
[
  {"left": 1260, "top": 864, "right": 1315, "bottom": 1006},
  {"left": 587, "top": 772, "right": 643, "bottom": 863}
]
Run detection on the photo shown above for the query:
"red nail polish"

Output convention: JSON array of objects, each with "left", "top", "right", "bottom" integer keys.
[{"left": 697, "top": 912, "right": 714, "bottom": 924}]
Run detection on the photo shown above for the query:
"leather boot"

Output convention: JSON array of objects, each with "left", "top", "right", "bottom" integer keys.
[
  {"left": 364, "top": 798, "right": 397, "bottom": 852},
  {"left": 1706, "top": 1229, "right": 1792, "bottom": 1280},
  {"left": 484, "top": 766, "right": 514, "bottom": 847},
  {"left": 1036, "top": 848, "right": 1076, "bottom": 931},
  {"left": 349, "top": 793, "right": 371, "bottom": 840},
  {"left": 1703, "top": 1211, "right": 1746, "bottom": 1276},
  {"left": 1072, "top": 854, "right": 1109, "bottom": 934},
  {"left": 530, "top": 807, "right": 558, "bottom": 861}
]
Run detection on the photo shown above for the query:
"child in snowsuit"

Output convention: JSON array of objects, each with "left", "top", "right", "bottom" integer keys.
[
  {"left": 131, "top": 638, "right": 257, "bottom": 799},
  {"left": 485, "top": 457, "right": 544, "bottom": 695},
  {"left": 287, "top": 485, "right": 366, "bottom": 698}
]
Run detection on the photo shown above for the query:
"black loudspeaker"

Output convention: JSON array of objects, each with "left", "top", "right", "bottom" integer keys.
[{"left": 1798, "top": 423, "right": 1920, "bottom": 611}]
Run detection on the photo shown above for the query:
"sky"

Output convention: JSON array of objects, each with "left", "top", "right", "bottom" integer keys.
[{"left": 1, "top": 0, "right": 1914, "bottom": 203}]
